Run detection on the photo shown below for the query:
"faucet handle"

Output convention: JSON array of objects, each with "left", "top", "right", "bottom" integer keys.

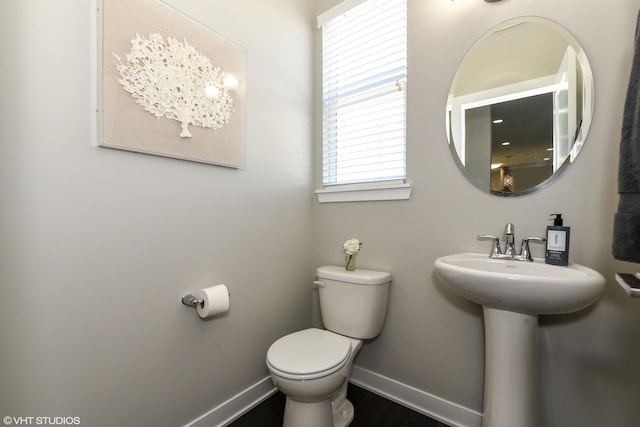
[
  {"left": 520, "top": 236, "right": 546, "bottom": 262},
  {"left": 478, "top": 234, "right": 502, "bottom": 257}
]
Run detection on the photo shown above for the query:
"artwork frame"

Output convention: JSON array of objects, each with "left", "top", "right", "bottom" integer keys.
[{"left": 97, "top": 0, "right": 247, "bottom": 168}]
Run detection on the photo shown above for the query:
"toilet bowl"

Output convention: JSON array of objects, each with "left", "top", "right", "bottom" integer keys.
[
  {"left": 266, "top": 266, "right": 391, "bottom": 427},
  {"left": 267, "top": 328, "right": 362, "bottom": 427}
]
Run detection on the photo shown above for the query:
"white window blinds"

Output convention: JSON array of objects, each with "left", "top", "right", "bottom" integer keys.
[{"left": 319, "top": 0, "right": 407, "bottom": 186}]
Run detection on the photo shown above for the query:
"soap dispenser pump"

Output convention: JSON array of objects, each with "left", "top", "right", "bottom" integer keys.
[{"left": 546, "top": 214, "right": 570, "bottom": 266}]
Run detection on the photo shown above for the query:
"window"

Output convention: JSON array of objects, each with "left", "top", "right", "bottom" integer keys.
[{"left": 317, "top": 0, "right": 408, "bottom": 196}]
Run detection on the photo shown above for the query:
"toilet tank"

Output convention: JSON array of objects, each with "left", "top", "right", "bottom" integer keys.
[{"left": 316, "top": 266, "right": 391, "bottom": 339}]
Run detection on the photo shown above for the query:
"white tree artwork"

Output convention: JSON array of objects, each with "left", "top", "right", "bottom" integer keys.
[{"left": 113, "top": 33, "right": 235, "bottom": 138}]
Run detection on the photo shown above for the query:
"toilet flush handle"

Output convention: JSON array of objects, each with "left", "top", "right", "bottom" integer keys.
[{"left": 313, "top": 280, "right": 325, "bottom": 288}]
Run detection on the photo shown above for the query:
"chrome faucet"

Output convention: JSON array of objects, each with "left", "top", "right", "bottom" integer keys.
[
  {"left": 503, "top": 223, "right": 516, "bottom": 257},
  {"left": 478, "top": 223, "right": 546, "bottom": 262}
]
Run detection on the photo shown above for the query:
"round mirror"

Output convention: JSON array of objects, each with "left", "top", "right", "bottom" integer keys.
[{"left": 446, "top": 17, "right": 594, "bottom": 196}]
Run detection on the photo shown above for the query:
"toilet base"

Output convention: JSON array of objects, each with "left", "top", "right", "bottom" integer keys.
[
  {"left": 283, "top": 397, "right": 333, "bottom": 427},
  {"left": 281, "top": 395, "right": 355, "bottom": 427}
]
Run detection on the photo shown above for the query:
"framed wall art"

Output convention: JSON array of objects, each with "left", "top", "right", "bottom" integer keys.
[{"left": 97, "top": 0, "right": 246, "bottom": 168}]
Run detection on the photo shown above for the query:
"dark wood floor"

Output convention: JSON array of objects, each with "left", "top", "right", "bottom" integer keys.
[{"left": 229, "top": 383, "right": 450, "bottom": 427}]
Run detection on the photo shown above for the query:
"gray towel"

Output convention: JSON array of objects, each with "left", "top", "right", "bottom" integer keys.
[{"left": 613, "top": 10, "right": 640, "bottom": 263}]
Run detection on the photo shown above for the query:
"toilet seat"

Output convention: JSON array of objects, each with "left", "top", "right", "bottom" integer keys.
[{"left": 266, "top": 328, "right": 351, "bottom": 381}]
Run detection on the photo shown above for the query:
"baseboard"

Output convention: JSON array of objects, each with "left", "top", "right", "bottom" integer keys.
[
  {"left": 184, "top": 376, "right": 276, "bottom": 427},
  {"left": 349, "top": 366, "right": 483, "bottom": 427},
  {"left": 184, "top": 367, "right": 483, "bottom": 427}
]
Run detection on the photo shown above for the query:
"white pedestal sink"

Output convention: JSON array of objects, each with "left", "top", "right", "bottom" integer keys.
[{"left": 434, "top": 253, "right": 605, "bottom": 427}]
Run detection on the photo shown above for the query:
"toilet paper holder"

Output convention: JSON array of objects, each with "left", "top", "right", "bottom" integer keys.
[
  {"left": 181, "top": 285, "right": 231, "bottom": 318},
  {"left": 181, "top": 294, "right": 203, "bottom": 308}
]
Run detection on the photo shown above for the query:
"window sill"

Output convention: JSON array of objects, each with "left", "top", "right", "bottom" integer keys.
[{"left": 315, "top": 182, "right": 412, "bottom": 203}]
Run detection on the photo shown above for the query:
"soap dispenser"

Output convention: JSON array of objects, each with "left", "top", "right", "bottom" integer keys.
[{"left": 546, "top": 214, "right": 570, "bottom": 266}]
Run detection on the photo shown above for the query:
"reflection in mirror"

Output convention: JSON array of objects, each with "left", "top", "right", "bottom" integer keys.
[{"left": 446, "top": 17, "right": 594, "bottom": 196}]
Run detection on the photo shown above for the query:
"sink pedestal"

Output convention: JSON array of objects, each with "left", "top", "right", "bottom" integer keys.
[{"left": 483, "top": 308, "right": 537, "bottom": 427}]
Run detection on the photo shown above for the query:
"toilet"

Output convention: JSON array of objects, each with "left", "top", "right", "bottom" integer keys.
[{"left": 266, "top": 265, "right": 391, "bottom": 427}]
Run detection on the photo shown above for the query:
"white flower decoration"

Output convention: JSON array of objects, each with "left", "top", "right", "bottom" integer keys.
[{"left": 343, "top": 238, "right": 363, "bottom": 255}]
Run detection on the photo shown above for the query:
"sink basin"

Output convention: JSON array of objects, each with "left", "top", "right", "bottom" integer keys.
[{"left": 434, "top": 252, "right": 605, "bottom": 315}]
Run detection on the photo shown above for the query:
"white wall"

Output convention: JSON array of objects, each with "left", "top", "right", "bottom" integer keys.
[
  {"left": 313, "top": 0, "right": 640, "bottom": 426},
  {"left": 0, "top": 0, "right": 314, "bottom": 425}
]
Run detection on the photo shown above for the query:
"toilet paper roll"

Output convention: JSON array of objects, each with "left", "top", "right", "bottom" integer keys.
[{"left": 195, "top": 284, "right": 230, "bottom": 318}]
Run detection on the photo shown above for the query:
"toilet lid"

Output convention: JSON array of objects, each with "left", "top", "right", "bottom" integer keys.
[{"left": 266, "top": 328, "right": 351, "bottom": 380}]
